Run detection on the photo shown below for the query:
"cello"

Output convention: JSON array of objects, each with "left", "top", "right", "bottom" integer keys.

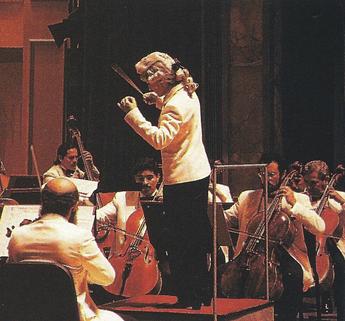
[
  {"left": 67, "top": 116, "right": 161, "bottom": 297},
  {"left": 100, "top": 184, "right": 164, "bottom": 297},
  {"left": 313, "top": 165, "right": 345, "bottom": 288},
  {"left": 101, "top": 204, "right": 161, "bottom": 297},
  {"left": 220, "top": 163, "right": 301, "bottom": 300}
]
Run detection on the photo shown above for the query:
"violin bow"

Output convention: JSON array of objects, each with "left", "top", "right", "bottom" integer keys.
[{"left": 111, "top": 64, "right": 144, "bottom": 96}]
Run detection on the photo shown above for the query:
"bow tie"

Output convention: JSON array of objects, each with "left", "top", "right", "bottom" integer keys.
[
  {"left": 140, "top": 196, "right": 154, "bottom": 201},
  {"left": 65, "top": 169, "right": 75, "bottom": 177}
]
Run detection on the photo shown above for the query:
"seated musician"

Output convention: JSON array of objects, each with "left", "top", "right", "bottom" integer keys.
[
  {"left": 303, "top": 160, "right": 345, "bottom": 321},
  {"left": 94, "top": 157, "right": 169, "bottom": 298},
  {"left": 96, "top": 157, "right": 162, "bottom": 225},
  {"left": 95, "top": 157, "right": 161, "bottom": 254},
  {"left": 208, "top": 160, "right": 233, "bottom": 205},
  {"left": 43, "top": 142, "right": 100, "bottom": 183},
  {"left": 7, "top": 177, "right": 125, "bottom": 321},
  {"left": 222, "top": 154, "right": 325, "bottom": 321}
]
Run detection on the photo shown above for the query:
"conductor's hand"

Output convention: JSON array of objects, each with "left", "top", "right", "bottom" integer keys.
[
  {"left": 117, "top": 96, "right": 138, "bottom": 114},
  {"left": 143, "top": 92, "right": 158, "bottom": 105},
  {"left": 143, "top": 92, "right": 164, "bottom": 109}
]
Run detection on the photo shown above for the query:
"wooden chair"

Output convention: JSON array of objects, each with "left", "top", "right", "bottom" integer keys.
[{"left": 0, "top": 260, "right": 80, "bottom": 321}]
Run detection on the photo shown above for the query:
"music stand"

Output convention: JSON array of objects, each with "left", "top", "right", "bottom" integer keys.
[
  {"left": 140, "top": 200, "right": 168, "bottom": 257},
  {"left": 210, "top": 163, "right": 268, "bottom": 321},
  {"left": 207, "top": 203, "right": 233, "bottom": 248},
  {"left": 3, "top": 176, "right": 41, "bottom": 204}
]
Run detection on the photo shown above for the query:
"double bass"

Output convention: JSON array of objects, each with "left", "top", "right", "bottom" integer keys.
[
  {"left": 220, "top": 164, "right": 301, "bottom": 300},
  {"left": 67, "top": 116, "right": 113, "bottom": 245},
  {"left": 67, "top": 116, "right": 161, "bottom": 297}
]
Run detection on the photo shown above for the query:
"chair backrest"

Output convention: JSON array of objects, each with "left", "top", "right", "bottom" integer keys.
[{"left": 0, "top": 260, "right": 80, "bottom": 321}]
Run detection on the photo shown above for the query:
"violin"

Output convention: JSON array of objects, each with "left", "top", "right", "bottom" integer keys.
[
  {"left": 220, "top": 163, "right": 302, "bottom": 300},
  {"left": 314, "top": 165, "right": 345, "bottom": 288}
]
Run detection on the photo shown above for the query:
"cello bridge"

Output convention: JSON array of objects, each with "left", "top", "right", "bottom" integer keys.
[{"left": 128, "top": 246, "right": 141, "bottom": 260}]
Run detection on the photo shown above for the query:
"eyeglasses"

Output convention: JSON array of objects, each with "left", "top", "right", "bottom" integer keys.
[
  {"left": 258, "top": 171, "right": 279, "bottom": 178},
  {"left": 140, "top": 67, "right": 156, "bottom": 83},
  {"left": 139, "top": 62, "right": 164, "bottom": 83}
]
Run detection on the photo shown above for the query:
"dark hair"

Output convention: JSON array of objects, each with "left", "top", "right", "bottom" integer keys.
[
  {"left": 259, "top": 153, "right": 287, "bottom": 173},
  {"left": 41, "top": 186, "right": 79, "bottom": 216},
  {"left": 53, "top": 143, "right": 78, "bottom": 165},
  {"left": 131, "top": 157, "right": 160, "bottom": 177}
]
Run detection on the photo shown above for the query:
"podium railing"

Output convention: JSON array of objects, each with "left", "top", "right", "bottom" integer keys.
[{"left": 210, "top": 163, "right": 268, "bottom": 321}]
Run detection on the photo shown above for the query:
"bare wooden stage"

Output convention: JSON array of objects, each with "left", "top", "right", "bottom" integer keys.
[{"left": 100, "top": 295, "right": 274, "bottom": 321}]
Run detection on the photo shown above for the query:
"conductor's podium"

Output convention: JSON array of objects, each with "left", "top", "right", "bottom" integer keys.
[{"left": 100, "top": 295, "right": 274, "bottom": 321}]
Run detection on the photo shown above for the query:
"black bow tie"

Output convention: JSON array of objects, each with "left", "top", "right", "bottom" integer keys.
[
  {"left": 140, "top": 196, "right": 154, "bottom": 201},
  {"left": 65, "top": 169, "right": 75, "bottom": 177}
]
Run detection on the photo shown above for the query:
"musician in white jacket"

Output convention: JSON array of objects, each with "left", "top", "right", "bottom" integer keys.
[
  {"left": 223, "top": 156, "right": 325, "bottom": 321},
  {"left": 8, "top": 178, "right": 124, "bottom": 321},
  {"left": 43, "top": 143, "right": 100, "bottom": 184},
  {"left": 303, "top": 160, "right": 345, "bottom": 321}
]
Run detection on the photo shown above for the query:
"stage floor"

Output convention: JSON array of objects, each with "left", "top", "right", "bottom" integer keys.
[{"left": 100, "top": 295, "right": 274, "bottom": 321}]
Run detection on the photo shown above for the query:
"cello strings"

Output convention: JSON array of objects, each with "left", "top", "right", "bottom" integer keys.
[
  {"left": 132, "top": 217, "right": 146, "bottom": 247},
  {"left": 97, "top": 223, "right": 151, "bottom": 245}
]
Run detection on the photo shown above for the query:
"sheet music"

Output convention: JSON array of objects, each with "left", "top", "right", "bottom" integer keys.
[
  {"left": 74, "top": 206, "right": 95, "bottom": 231},
  {"left": 0, "top": 205, "right": 40, "bottom": 257},
  {"left": 0, "top": 205, "right": 95, "bottom": 257},
  {"left": 67, "top": 177, "right": 99, "bottom": 198}
]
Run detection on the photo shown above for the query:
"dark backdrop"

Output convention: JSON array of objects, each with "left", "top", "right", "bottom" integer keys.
[
  {"left": 64, "top": 0, "right": 345, "bottom": 192},
  {"left": 281, "top": 0, "right": 345, "bottom": 171},
  {"left": 65, "top": 0, "right": 225, "bottom": 191}
]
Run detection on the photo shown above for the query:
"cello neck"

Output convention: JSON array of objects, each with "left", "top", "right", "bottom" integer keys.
[
  {"left": 316, "top": 164, "right": 345, "bottom": 214},
  {"left": 316, "top": 176, "right": 336, "bottom": 215},
  {"left": 316, "top": 168, "right": 345, "bottom": 215},
  {"left": 265, "top": 167, "right": 300, "bottom": 222}
]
